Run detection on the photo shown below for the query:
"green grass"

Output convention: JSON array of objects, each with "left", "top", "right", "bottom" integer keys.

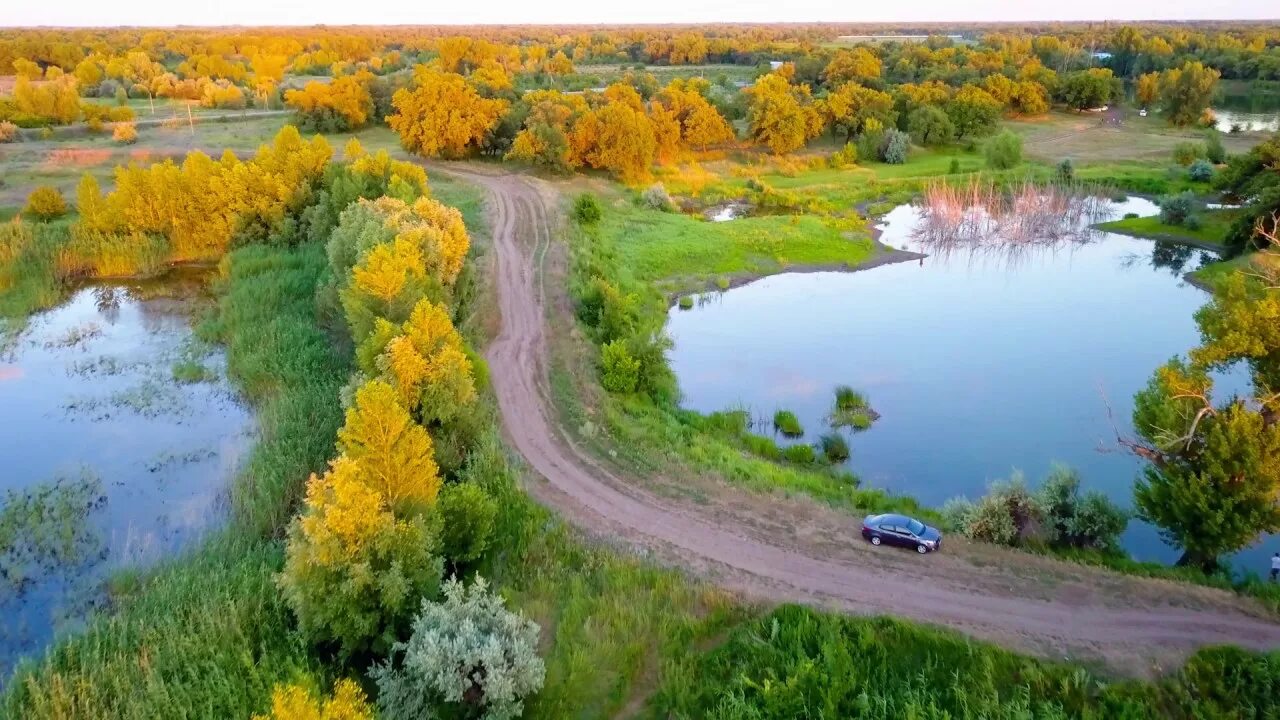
[
  {"left": 0, "top": 219, "right": 72, "bottom": 332},
  {"left": 485, "top": 485, "right": 751, "bottom": 719},
  {"left": 1188, "top": 252, "right": 1254, "bottom": 288},
  {"left": 197, "top": 245, "right": 349, "bottom": 536},
  {"left": 171, "top": 359, "right": 215, "bottom": 383},
  {"left": 772, "top": 410, "right": 803, "bottom": 437},
  {"left": 1097, "top": 211, "right": 1236, "bottom": 249},
  {"left": 652, "top": 604, "right": 1280, "bottom": 718},
  {"left": 600, "top": 202, "right": 875, "bottom": 287},
  {"left": 2, "top": 244, "right": 346, "bottom": 718}
]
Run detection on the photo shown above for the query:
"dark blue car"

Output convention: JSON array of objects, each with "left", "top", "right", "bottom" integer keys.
[{"left": 861, "top": 513, "right": 942, "bottom": 554}]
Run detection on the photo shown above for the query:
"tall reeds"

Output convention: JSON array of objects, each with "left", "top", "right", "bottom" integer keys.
[{"left": 912, "top": 178, "right": 1116, "bottom": 260}]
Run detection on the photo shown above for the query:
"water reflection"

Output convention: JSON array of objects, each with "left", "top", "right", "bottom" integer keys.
[
  {"left": 0, "top": 273, "right": 254, "bottom": 681},
  {"left": 667, "top": 196, "right": 1269, "bottom": 571}
]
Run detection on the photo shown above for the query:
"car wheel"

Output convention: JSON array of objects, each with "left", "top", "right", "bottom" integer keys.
[
  {"left": 870, "top": 536, "right": 881, "bottom": 546},
  {"left": 916, "top": 544, "right": 928, "bottom": 554}
]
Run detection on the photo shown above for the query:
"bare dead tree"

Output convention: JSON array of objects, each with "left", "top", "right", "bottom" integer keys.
[{"left": 1242, "top": 211, "right": 1280, "bottom": 289}]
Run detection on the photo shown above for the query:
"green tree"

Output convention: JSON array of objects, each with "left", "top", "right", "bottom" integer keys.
[
  {"left": 1158, "top": 61, "right": 1220, "bottom": 127},
  {"left": 906, "top": 105, "right": 954, "bottom": 147},
  {"left": 984, "top": 130, "right": 1023, "bottom": 170},
  {"left": 1215, "top": 132, "right": 1280, "bottom": 251},
  {"left": 945, "top": 85, "right": 1001, "bottom": 139},
  {"left": 1127, "top": 235, "right": 1280, "bottom": 570},
  {"left": 1057, "top": 68, "right": 1117, "bottom": 111}
]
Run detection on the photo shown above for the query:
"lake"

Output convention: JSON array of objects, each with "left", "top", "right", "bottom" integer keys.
[
  {"left": 1213, "top": 86, "right": 1280, "bottom": 133},
  {"left": 666, "top": 197, "right": 1271, "bottom": 571},
  {"left": 0, "top": 271, "right": 253, "bottom": 680}
]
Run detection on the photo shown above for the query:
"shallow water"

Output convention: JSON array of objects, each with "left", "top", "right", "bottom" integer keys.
[
  {"left": 708, "top": 202, "right": 750, "bottom": 222},
  {"left": 1212, "top": 91, "right": 1280, "bottom": 133},
  {"left": 0, "top": 271, "right": 253, "bottom": 679},
  {"left": 667, "top": 197, "right": 1275, "bottom": 571},
  {"left": 1213, "top": 107, "right": 1280, "bottom": 134}
]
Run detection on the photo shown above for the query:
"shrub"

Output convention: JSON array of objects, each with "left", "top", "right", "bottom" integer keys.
[
  {"left": 279, "top": 457, "right": 444, "bottom": 658},
  {"left": 114, "top": 87, "right": 128, "bottom": 106},
  {"left": 819, "top": 433, "right": 850, "bottom": 463},
  {"left": 743, "top": 433, "right": 782, "bottom": 461},
  {"left": 600, "top": 339, "right": 640, "bottom": 393},
  {"left": 1056, "top": 158, "right": 1075, "bottom": 183},
  {"left": 948, "top": 157, "right": 961, "bottom": 174},
  {"left": 1036, "top": 465, "right": 1128, "bottom": 552},
  {"left": 829, "top": 142, "right": 857, "bottom": 168},
  {"left": 878, "top": 128, "right": 911, "bottom": 164},
  {"left": 24, "top": 186, "right": 68, "bottom": 221},
  {"left": 983, "top": 130, "right": 1023, "bottom": 170},
  {"left": 677, "top": 295, "right": 694, "bottom": 310},
  {"left": 956, "top": 475, "right": 1043, "bottom": 546},
  {"left": 772, "top": 410, "right": 804, "bottom": 437},
  {"left": 641, "top": 183, "right": 674, "bottom": 212},
  {"left": 0, "top": 121, "right": 17, "bottom": 143},
  {"left": 965, "top": 493, "right": 1022, "bottom": 545},
  {"left": 1172, "top": 141, "right": 1203, "bottom": 166},
  {"left": 782, "top": 444, "right": 816, "bottom": 464},
  {"left": 373, "top": 576, "right": 545, "bottom": 720},
  {"left": 252, "top": 679, "right": 373, "bottom": 720},
  {"left": 1204, "top": 131, "right": 1226, "bottom": 164},
  {"left": 112, "top": 121, "right": 137, "bottom": 145},
  {"left": 855, "top": 129, "right": 884, "bottom": 164},
  {"left": 1184, "top": 214, "right": 1203, "bottom": 231},
  {"left": 96, "top": 79, "right": 121, "bottom": 99},
  {"left": 1158, "top": 191, "right": 1197, "bottom": 226},
  {"left": 940, "top": 497, "right": 976, "bottom": 532},
  {"left": 436, "top": 482, "right": 497, "bottom": 566},
  {"left": 1187, "top": 158, "right": 1213, "bottom": 182},
  {"left": 572, "top": 192, "right": 603, "bottom": 224}
]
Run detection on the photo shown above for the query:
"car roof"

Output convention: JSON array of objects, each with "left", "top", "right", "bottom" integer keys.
[{"left": 878, "top": 514, "right": 914, "bottom": 524}]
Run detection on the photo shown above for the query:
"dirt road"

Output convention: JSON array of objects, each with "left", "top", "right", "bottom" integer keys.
[{"left": 452, "top": 165, "right": 1280, "bottom": 674}]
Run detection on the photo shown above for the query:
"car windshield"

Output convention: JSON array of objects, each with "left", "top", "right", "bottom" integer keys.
[{"left": 906, "top": 519, "right": 926, "bottom": 535}]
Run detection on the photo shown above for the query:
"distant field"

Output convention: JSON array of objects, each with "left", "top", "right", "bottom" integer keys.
[
  {"left": 0, "top": 117, "right": 405, "bottom": 210},
  {"left": 1005, "top": 111, "right": 1263, "bottom": 163}
]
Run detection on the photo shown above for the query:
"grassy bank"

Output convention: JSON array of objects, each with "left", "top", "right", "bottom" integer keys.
[
  {"left": 1097, "top": 211, "right": 1236, "bottom": 250},
  {"left": 0, "top": 219, "right": 72, "bottom": 329},
  {"left": 654, "top": 604, "right": 1280, "bottom": 718},
  {"left": 597, "top": 198, "right": 877, "bottom": 292}
]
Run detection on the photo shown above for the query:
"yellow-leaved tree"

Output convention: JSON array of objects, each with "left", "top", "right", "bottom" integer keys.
[
  {"left": 388, "top": 68, "right": 508, "bottom": 158},
  {"left": 337, "top": 379, "right": 442, "bottom": 511},
  {"left": 279, "top": 456, "right": 443, "bottom": 657},
  {"left": 744, "top": 73, "right": 823, "bottom": 154},
  {"left": 285, "top": 72, "right": 374, "bottom": 131},
  {"left": 253, "top": 679, "right": 372, "bottom": 720},
  {"left": 824, "top": 47, "right": 883, "bottom": 85},
  {"left": 338, "top": 194, "right": 471, "bottom": 341},
  {"left": 361, "top": 300, "right": 477, "bottom": 424}
]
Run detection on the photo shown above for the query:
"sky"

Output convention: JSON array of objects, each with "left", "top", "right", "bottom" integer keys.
[{"left": 2, "top": 0, "right": 1277, "bottom": 28}]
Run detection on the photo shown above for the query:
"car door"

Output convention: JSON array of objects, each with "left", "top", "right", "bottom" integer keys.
[
  {"left": 896, "top": 520, "right": 916, "bottom": 543},
  {"left": 879, "top": 524, "right": 906, "bottom": 547}
]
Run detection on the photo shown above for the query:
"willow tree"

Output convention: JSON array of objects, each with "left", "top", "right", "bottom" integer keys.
[{"left": 1126, "top": 216, "right": 1280, "bottom": 570}]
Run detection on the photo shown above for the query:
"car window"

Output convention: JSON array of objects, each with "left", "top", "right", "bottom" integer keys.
[
  {"left": 878, "top": 524, "right": 896, "bottom": 533},
  {"left": 906, "top": 519, "right": 926, "bottom": 535}
]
